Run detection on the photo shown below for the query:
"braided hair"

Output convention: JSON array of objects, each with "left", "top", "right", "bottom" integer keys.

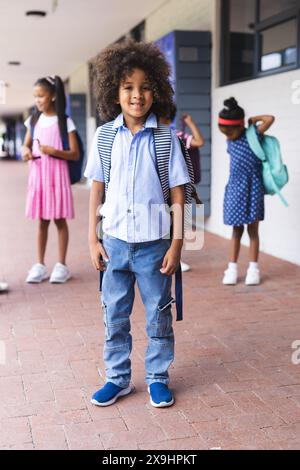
[{"left": 30, "top": 75, "right": 67, "bottom": 141}]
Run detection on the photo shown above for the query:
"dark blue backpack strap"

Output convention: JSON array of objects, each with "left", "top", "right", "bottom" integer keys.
[
  {"left": 61, "top": 131, "right": 69, "bottom": 150},
  {"left": 175, "top": 263, "right": 183, "bottom": 321},
  {"left": 99, "top": 269, "right": 104, "bottom": 293},
  {"left": 61, "top": 115, "right": 69, "bottom": 150}
]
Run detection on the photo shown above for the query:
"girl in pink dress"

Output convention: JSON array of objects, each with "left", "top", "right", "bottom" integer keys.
[{"left": 21, "top": 75, "right": 80, "bottom": 284}]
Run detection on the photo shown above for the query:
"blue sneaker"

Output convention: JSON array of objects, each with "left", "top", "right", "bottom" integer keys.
[
  {"left": 91, "top": 382, "right": 134, "bottom": 407},
  {"left": 148, "top": 382, "right": 174, "bottom": 408}
]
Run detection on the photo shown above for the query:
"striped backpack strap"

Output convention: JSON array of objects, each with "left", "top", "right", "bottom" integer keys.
[
  {"left": 153, "top": 123, "right": 195, "bottom": 206},
  {"left": 97, "top": 121, "right": 118, "bottom": 195},
  {"left": 178, "top": 137, "right": 195, "bottom": 204},
  {"left": 153, "top": 123, "right": 172, "bottom": 204},
  {"left": 177, "top": 137, "right": 195, "bottom": 236},
  {"left": 97, "top": 121, "right": 117, "bottom": 294}
]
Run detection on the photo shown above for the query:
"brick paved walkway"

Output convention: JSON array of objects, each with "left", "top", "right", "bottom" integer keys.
[{"left": 0, "top": 160, "right": 300, "bottom": 450}]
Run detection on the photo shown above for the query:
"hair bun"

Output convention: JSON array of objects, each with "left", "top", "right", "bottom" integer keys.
[
  {"left": 219, "top": 97, "right": 244, "bottom": 121},
  {"left": 224, "top": 97, "right": 238, "bottom": 110}
]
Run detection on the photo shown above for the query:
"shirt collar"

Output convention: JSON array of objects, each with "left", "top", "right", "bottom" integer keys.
[{"left": 112, "top": 112, "right": 158, "bottom": 130}]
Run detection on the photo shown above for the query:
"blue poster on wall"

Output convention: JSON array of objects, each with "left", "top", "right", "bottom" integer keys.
[{"left": 155, "top": 32, "right": 176, "bottom": 96}]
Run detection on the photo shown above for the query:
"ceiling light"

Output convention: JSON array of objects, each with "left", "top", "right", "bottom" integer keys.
[{"left": 25, "top": 10, "right": 47, "bottom": 18}]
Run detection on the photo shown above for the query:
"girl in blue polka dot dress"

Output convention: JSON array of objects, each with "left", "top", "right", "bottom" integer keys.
[{"left": 218, "top": 98, "right": 274, "bottom": 286}]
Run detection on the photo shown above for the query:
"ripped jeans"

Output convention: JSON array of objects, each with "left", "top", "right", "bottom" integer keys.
[{"left": 101, "top": 234, "right": 174, "bottom": 388}]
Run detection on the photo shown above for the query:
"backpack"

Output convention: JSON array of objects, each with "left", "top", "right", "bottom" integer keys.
[
  {"left": 61, "top": 125, "right": 84, "bottom": 185},
  {"left": 30, "top": 115, "right": 84, "bottom": 185},
  {"left": 185, "top": 144, "right": 201, "bottom": 185},
  {"left": 97, "top": 121, "right": 200, "bottom": 322},
  {"left": 177, "top": 124, "right": 202, "bottom": 185},
  {"left": 246, "top": 125, "right": 289, "bottom": 207}
]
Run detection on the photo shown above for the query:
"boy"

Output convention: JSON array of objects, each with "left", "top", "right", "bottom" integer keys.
[{"left": 85, "top": 40, "right": 190, "bottom": 407}]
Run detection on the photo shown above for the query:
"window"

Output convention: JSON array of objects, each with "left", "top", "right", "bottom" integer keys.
[
  {"left": 259, "top": 19, "right": 297, "bottom": 71},
  {"left": 221, "top": 0, "right": 300, "bottom": 85},
  {"left": 228, "top": 0, "right": 256, "bottom": 82}
]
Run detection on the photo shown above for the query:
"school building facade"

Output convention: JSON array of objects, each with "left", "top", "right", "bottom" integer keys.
[{"left": 31, "top": 0, "right": 300, "bottom": 266}]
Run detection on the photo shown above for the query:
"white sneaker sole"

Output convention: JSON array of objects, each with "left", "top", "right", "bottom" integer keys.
[
  {"left": 49, "top": 273, "right": 71, "bottom": 284},
  {"left": 222, "top": 269, "right": 238, "bottom": 285},
  {"left": 245, "top": 271, "right": 260, "bottom": 286},
  {"left": 26, "top": 273, "right": 49, "bottom": 284},
  {"left": 148, "top": 387, "right": 175, "bottom": 408},
  {"left": 91, "top": 385, "right": 134, "bottom": 407},
  {"left": 222, "top": 278, "right": 238, "bottom": 285},
  {"left": 245, "top": 280, "right": 260, "bottom": 286},
  {"left": 181, "top": 264, "right": 191, "bottom": 273}
]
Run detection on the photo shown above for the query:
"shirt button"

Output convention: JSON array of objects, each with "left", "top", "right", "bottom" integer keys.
[{"left": 127, "top": 209, "right": 132, "bottom": 213}]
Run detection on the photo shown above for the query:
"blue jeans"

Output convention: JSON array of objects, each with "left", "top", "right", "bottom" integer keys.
[{"left": 101, "top": 234, "right": 174, "bottom": 388}]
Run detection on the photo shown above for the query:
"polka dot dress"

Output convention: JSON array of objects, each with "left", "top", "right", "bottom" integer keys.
[{"left": 224, "top": 129, "right": 265, "bottom": 226}]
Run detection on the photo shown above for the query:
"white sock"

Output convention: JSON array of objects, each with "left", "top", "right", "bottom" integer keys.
[
  {"left": 249, "top": 262, "right": 258, "bottom": 270},
  {"left": 228, "top": 262, "right": 238, "bottom": 270}
]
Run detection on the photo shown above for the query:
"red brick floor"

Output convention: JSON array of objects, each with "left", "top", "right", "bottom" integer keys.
[{"left": 1, "top": 159, "right": 300, "bottom": 450}]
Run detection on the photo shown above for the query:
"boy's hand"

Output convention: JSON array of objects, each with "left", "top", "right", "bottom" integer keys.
[
  {"left": 21, "top": 146, "right": 33, "bottom": 161},
  {"left": 89, "top": 240, "right": 109, "bottom": 271},
  {"left": 160, "top": 245, "right": 181, "bottom": 276}
]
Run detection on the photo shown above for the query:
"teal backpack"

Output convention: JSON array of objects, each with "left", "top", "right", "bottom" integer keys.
[{"left": 246, "top": 125, "right": 289, "bottom": 207}]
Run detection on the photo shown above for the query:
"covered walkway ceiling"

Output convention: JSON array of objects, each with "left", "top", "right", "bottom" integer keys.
[{"left": 0, "top": 0, "right": 167, "bottom": 116}]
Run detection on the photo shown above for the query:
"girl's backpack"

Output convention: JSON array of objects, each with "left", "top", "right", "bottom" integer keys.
[
  {"left": 246, "top": 125, "right": 289, "bottom": 207},
  {"left": 178, "top": 121, "right": 201, "bottom": 185},
  {"left": 60, "top": 122, "right": 84, "bottom": 185},
  {"left": 30, "top": 115, "right": 84, "bottom": 185}
]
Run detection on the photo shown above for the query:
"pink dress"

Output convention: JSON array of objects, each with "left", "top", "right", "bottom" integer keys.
[{"left": 25, "top": 117, "right": 74, "bottom": 220}]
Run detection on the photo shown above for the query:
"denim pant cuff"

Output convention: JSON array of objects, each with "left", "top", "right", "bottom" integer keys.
[
  {"left": 146, "top": 379, "right": 170, "bottom": 386},
  {"left": 106, "top": 379, "right": 131, "bottom": 389}
]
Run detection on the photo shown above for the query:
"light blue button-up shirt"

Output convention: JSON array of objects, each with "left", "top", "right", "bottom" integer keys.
[{"left": 84, "top": 113, "right": 190, "bottom": 243}]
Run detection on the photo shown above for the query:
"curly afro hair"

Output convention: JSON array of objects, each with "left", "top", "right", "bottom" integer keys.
[{"left": 91, "top": 40, "right": 175, "bottom": 122}]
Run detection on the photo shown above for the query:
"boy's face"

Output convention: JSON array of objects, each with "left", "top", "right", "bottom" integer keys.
[
  {"left": 118, "top": 68, "right": 153, "bottom": 123},
  {"left": 219, "top": 125, "right": 244, "bottom": 141},
  {"left": 34, "top": 85, "right": 54, "bottom": 113}
]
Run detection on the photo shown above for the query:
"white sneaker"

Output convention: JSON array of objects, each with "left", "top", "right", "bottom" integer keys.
[
  {"left": 49, "top": 263, "right": 71, "bottom": 283},
  {"left": 0, "top": 282, "right": 8, "bottom": 292},
  {"left": 180, "top": 261, "right": 191, "bottom": 272},
  {"left": 26, "top": 263, "right": 49, "bottom": 283},
  {"left": 222, "top": 267, "right": 238, "bottom": 285},
  {"left": 245, "top": 268, "right": 260, "bottom": 285}
]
